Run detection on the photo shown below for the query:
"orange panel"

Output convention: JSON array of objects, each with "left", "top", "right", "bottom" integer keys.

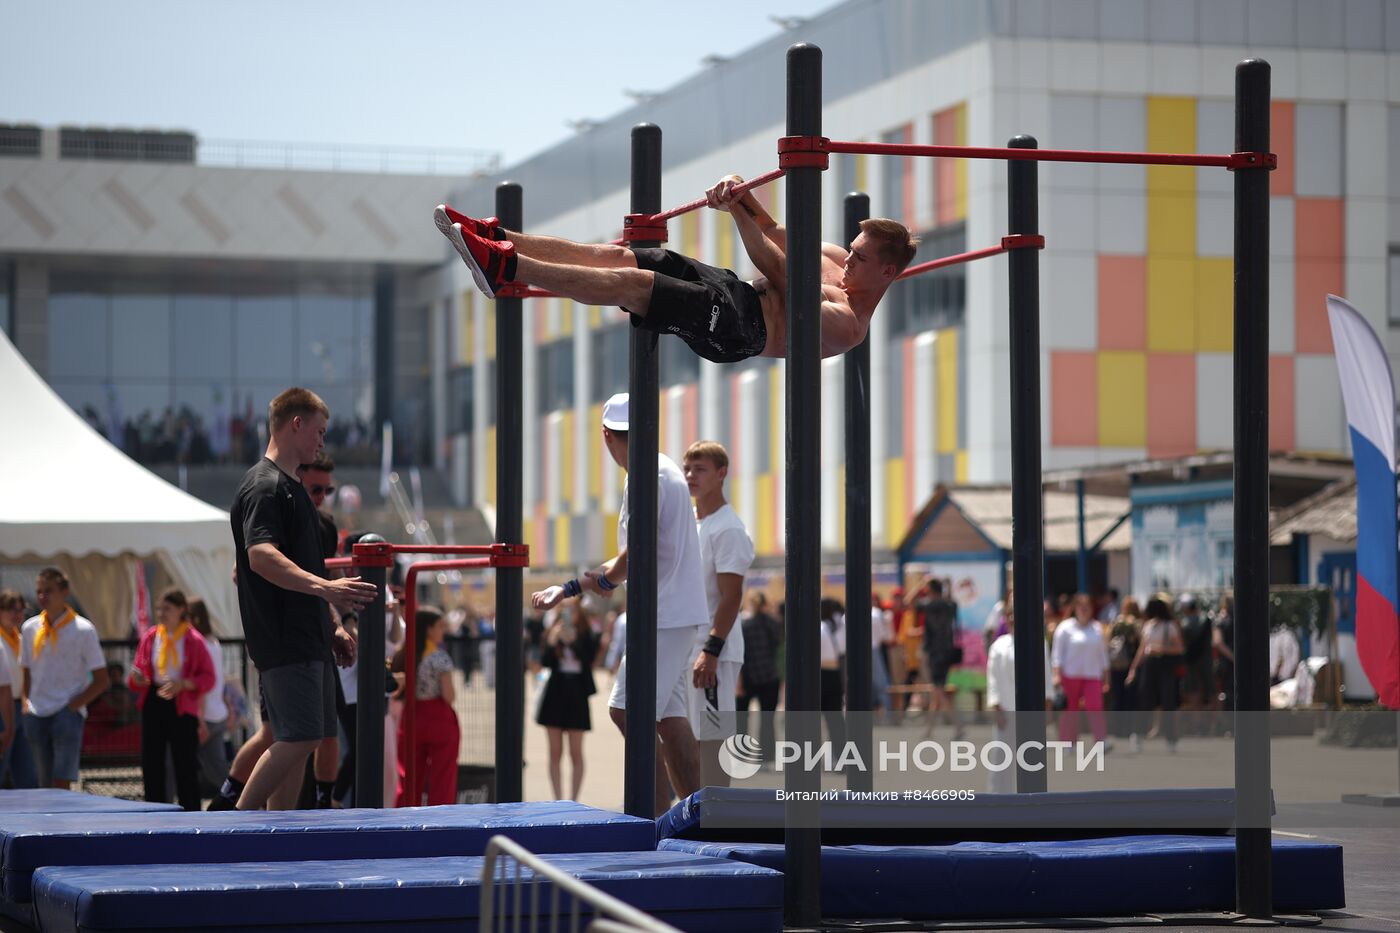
[
  {"left": 1146, "top": 353, "right": 1197, "bottom": 457},
  {"left": 1271, "top": 102, "right": 1295, "bottom": 197},
  {"left": 1097, "top": 255, "right": 1147, "bottom": 350},
  {"left": 1295, "top": 259, "right": 1342, "bottom": 353},
  {"left": 1051, "top": 351, "right": 1098, "bottom": 447},
  {"left": 1269, "top": 355, "right": 1296, "bottom": 452},
  {"left": 683, "top": 384, "right": 698, "bottom": 449},
  {"left": 1295, "top": 199, "right": 1344, "bottom": 259}
]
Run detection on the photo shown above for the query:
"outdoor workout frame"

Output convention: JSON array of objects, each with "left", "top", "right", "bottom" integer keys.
[{"left": 778, "top": 43, "right": 1274, "bottom": 925}]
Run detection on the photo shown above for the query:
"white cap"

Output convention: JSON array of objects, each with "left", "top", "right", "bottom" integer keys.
[{"left": 601, "top": 393, "right": 629, "bottom": 431}]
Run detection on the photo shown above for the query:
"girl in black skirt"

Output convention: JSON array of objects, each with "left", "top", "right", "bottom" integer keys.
[{"left": 534, "top": 608, "right": 598, "bottom": 800}]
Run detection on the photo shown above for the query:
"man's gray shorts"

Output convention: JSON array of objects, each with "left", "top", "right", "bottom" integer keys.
[{"left": 260, "top": 660, "right": 336, "bottom": 742}]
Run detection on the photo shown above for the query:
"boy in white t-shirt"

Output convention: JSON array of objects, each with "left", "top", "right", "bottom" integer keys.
[
  {"left": 532, "top": 394, "right": 708, "bottom": 816},
  {"left": 682, "top": 441, "right": 755, "bottom": 787},
  {"left": 20, "top": 568, "right": 109, "bottom": 788}
]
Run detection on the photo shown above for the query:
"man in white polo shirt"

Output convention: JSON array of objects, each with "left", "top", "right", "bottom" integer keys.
[
  {"left": 682, "top": 440, "right": 754, "bottom": 787},
  {"left": 532, "top": 393, "right": 708, "bottom": 815},
  {"left": 20, "top": 568, "right": 109, "bottom": 788}
]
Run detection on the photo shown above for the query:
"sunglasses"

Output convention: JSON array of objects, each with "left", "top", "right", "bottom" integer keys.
[{"left": 309, "top": 484, "right": 336, "bottom": 496}]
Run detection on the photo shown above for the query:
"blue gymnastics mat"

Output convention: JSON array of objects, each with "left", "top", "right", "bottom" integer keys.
[
  {"left": 31, "top": 850, "right": 783, "bottom": 933},
  {"left": 0, "top": 790, "right": 180, "bottom": 814},
  {"left": 659, "top": 834, "right": 1344, "bottom": 918},
  {"left": 0, "top": 802, "right": 653, "bottom": 921},
  {"left": 656, "top": 786, "right": 1243, "bottom": 844}
]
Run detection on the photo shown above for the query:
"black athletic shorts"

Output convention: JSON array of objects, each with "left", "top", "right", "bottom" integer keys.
[{"left": 629, "top": 249, "right": 768, "bottom": 363}]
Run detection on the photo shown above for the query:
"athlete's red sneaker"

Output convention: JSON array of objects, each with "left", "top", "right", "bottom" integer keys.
[
  {"left": 434, "top": 204, "right": 502, "bottom": 241},
  {"left": 448, "top": 223, "right": 517, "bottom": 299}
]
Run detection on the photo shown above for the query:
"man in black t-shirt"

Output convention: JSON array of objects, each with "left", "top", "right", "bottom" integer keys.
[{"left": 230, "top": 388, "right": 376, "bottom": 810}]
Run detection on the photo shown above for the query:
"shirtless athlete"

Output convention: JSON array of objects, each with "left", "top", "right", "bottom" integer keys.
[{"left": 436, "top": 174, "right": 917, "bottom": 363}]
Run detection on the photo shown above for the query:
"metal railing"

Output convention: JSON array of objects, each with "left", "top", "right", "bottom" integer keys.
[{"left": 479, "top": 836, "right": 681, "bottom": 933}]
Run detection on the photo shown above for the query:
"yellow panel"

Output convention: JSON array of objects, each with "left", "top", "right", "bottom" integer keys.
[
  {"left": 885, "top": 458, "right": 906, "bottom": 549},
  {"left": 485, "top": 304, "right": 497, "bottom": 361},
  {"left": 716, "top": 217, "right": 735, "bottom": 269},
  {"left": 1146, "top": 191, "right": 1195, "bottom": 257},
  {"left": 854, "top": 153, "right": 867, "bottom": 195},
  {"left": 553, "top": 514, "right": 571, "bottom": 567},
  {"left": 1096, "top": 351, "right": 1147, "bottom": 448},
  {"left": 1195, "top": 257, "right": 1233, "bottom": 352},
  {"left": 955, "top": 450, "right": 969, "bottom": 484},
  {"left": 558, "top": 299, "right": 574, "bottom": 338},
  {"left": 769, "top": 366, "right": 783, "bottom": 475},
  {"left": 756, "top": 473, "right": 775, "bottom": 555},
  {"left": 602, "top": 511, "right": 619, "bottom": 558},
  {"left": 559, "top": 410, "right": 575, "bottom": 511},
  {"left": 936, "top": 328, "right": 959, "bottom": 454},
  {"left": 680, "top": 212, "right": 699, "bottom": 257},
  {"left": 485, "top": 427, "right": 497, "bottom": 508},
  {"left": 954, "top": 104, "right": 969, "bottom": 221},
  {"left": 588, "top": 403, "right": 602, "bottom": 501},
  {"left": 1146, "top": 97, "right": 1196, "bottom": 196},
  {"left": 1146, "top": 257, "right": 1197, "bottom": 351},
  {"left": 590, "top": 305, "right": 601, "bottom": 329}
]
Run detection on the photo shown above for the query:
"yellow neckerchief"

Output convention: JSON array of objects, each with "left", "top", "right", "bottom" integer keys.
[
  {"left": 156, "top": 622, "right": 191, "bottom": 680},
  {"left": 0, "top": 625, "right": 19, "bottom": 658},
  {"left": 423, "top": 639, "right": 439, "bottom": 660},
  {"left": 33, "top": 608, "right": 76, "bottom": 659}
]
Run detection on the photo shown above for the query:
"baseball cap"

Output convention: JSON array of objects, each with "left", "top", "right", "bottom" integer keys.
[{"left": 602, "top": 393, "right": 629, "bottom": 431}]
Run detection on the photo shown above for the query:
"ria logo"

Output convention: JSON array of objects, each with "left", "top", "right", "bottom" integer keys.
[{"left": 718, "top": 733, "right": 764, "bottom": 779}]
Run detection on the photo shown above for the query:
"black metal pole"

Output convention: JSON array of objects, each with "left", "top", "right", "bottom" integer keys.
[
  {"left": 624, "top": 123, "right": 663, "bottom": 820},
  {"left": 843, "top": 192, "right": 873, "bottom": 795},
  {"left": 784, "top": 42, "right": 823, "bottom": 928},
  {"left": 494, "top": 182, "right": 525, "bottom": 804},
  {"left": 1233, "top": 58, "right": 1273, "bottom": 920},
  {"left": 1007, "top": 135, "right": 1048, "bottom": 793},
  {"left": 354, "top": 534, "right": 387, "bottom": 807}
]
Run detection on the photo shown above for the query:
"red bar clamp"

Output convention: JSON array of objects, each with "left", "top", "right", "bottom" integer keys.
[
  {"left": 1001, "top": 234, "right": 1046, "bottom": 250},
  {"left": 778, "top": 135, "right": 830, "bottom": 169},
  {"left": 620, "top": 214, "right": 668, "bottom": 244},
  {"left": 350, "top": 541, "right": 394, "bottom": 568},
  {"left": 495, "top": 283, "right": 534, "bottom": 299},
  {"left": 1226, "top": 151, "right": 1277, "bottom": 171},
  {"left": 490, "top": 543, "right": 531, "bottom": 568}
]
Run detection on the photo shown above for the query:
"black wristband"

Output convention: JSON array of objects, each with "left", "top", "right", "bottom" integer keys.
[
  {"left": 562, "top": 579, "right": 582, "bottom": 598},
  {"left": 702, "top": 635, "right": 726, "bottom": 657}
]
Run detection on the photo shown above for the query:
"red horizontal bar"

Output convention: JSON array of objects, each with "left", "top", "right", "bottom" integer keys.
[
  {"left": 385, "top": 544, "right": 497, "bottom": 555},
  {"left": 653, "top": 167, "right": 787, "bottom": 223},
  {"left": 325, "top": 556, "right": 354, "bottom": 569},
  {"left": 898, "top": 244, "right": 1007, "bottom": 279},
  {"left": 825, "top": 139, "right": 1239, "bottom": 169},
  {"left": 401, "top": 557, "right": 493, "bottom": 572}
]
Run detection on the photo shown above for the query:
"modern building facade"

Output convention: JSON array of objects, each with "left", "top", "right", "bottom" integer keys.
[{"left": 436, "top": 0, "right": 1398, "bottom": 569}]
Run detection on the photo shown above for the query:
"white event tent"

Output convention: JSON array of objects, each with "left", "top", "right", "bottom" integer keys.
[{"left": 0, "top": 330, "right": 239, "bottom": 637}]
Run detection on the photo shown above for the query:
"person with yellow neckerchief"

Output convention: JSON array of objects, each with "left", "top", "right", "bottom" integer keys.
[
  {"left": 129, "top": 588, "right": 217, "bottom": 810},
  {"left": 19, "top": 568, "right": 108, "bottom": 789}
]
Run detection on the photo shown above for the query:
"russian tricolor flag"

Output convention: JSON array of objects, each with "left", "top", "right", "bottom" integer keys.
[{"left": 1327, "top": 295, "right": 1400, "bottom": 708}]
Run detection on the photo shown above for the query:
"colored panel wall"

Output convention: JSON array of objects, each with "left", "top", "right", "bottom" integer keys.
[
  {"left": 1097, "top": 255, "right": 1146, "bottom": 350},
  {"left": 1145, "top": 97, "right": 1197, "bottom": 353},
  {"left": 1097, "top": 351, "right": 1146, "bottom": 448},
  {"left": 1051, "top": 351, "right": 1098, "bottom": 447},
  {"left": 1147, "top": 258, "right": 1195, "bottom": 350},
  {"left": 1146, "top": 353, "right": 1196, "bottom": 457},
  {"left": 1271, "top": 101, "right": 1295, "bottom": 197}
]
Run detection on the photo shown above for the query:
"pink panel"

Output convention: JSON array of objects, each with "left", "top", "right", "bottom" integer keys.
[
  {"left": 1294, "top": 198, "right": 1343, "bottom": 353},
  {"left": 1097, "top": 255, "right": 1147, "bottom": 350},
  {"left": 683, "top": 385, "right": 698, "bottom": 448},
  {"left": 1146, "top": 353, "right": 1197, "bottom": 457},
  {"left": 1051, "top": 351, "right": 1098, "bottom": 447},
  {"left": 1272, "top": 102, "right": 1295, "bottom": 197}
]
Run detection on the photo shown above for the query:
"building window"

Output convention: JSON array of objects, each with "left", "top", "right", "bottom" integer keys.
[
  {"left": 536, "top": 338, "right": 574, "bottom": 413},
  {"left": 885, "top": 223, "right": 966, "bottom": 338},
  {"left": 1389, "top": 250, "right": 1400, "bottom": 326},
  {"left": 591, "top": 325, "right": 629, "bottom": 402}
]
